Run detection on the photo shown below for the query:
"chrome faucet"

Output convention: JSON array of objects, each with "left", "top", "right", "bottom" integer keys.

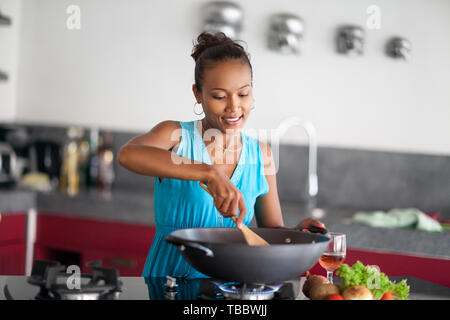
[{"left": 272, "top": 117, "right": 318, "bottom": 215}]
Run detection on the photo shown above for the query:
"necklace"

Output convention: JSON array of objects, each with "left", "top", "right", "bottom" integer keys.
[
  {"left": 198, "top": 120, "right": 243, "bottom": 154},
  {"left": 206, "top": 134, "right": 242, "bottom": 155},
  {"left": 211, "top": 142, "right": 242, "bottom": 153}
]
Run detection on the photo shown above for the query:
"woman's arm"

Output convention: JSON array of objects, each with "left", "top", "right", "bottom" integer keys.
[
  {"left": 254, "top": 142, "right": 284, "bottom": 228},
  {"left": 118, "top": 120, "right": 247, "bottom": 227},
  {"left": 118, "top": 120, "right": 213, "bottom": 183}
]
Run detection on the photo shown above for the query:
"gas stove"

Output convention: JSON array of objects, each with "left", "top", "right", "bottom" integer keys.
[
  {"left": 4, "top": 259, "right": 123, "bottom": 300},
  {"left": 2, "top": 259, "right": 298, "bottom": 300},
  {"left": 3, "top": 261, "right": 446, "bottom": 300},
  {"left": 3, "top": 274, "right": 297, "bottom": 301},
  {"left": 146, "top": 276, "right": 297, "bottom": 300}
]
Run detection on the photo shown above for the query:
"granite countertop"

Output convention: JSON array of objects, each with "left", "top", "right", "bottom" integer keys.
[
  {"left": 279, "top": 203, "right": 450, "bottom": 260},
  {"left": 1, "top": 188, "right": 449, "bottom": 259},
  {"left": 0, "top": 189, "right": 36, "bottom": 213},
  {"left": 0, "top": 188, "right": 155, "bottom": 225},
  {"left": 36, "top": 188, "right": 156, "bottom": 225}
]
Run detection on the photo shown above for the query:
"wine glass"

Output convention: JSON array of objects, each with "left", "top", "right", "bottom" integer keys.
[{"left": 318, "top": 233, "right": 346, "bottom": 284}]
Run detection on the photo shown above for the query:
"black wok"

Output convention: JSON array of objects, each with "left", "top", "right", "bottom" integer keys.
[{"left": 165, "top": 227, "right": 330, "bottom": 284}]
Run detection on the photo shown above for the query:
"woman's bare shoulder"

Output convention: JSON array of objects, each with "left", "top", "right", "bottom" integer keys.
[
  {"left": 151, "top": 120, "right": 182, "bottom": 135},
  {"left": 257, "top": 140, "right": 272, "bottom": 160},
  {"left": 126, "top": 120, "right": 182, "bottom": 151},
  {"left": 257, "top": 140, "right": 276, "bottom": 175}
]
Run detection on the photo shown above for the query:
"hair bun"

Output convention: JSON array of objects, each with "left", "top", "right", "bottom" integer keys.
[
  {"left": 191, "top": 32, "right": 235, "bottom": 61},
  {"left": 191, "top": 31, "right": 252, "bottom": 92}
]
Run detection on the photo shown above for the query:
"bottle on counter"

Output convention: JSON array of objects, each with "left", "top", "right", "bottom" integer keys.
[
  {"left": 85, "top": 128, "right": 100, "bottom": 188},
  {"left": 97, "top": 130, "right": 115, "bottom": 195},
  {"left": 59, "top": 127, "right": 84, "bottom": 196},
  {"left": 77, "top": 136, "right": 90, "bottom": 189}
]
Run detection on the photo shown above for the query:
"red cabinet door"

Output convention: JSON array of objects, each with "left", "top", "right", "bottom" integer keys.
[
  {"left": 0, "top": 243, "right": 26, "bottom": 275},
  {"left": 0, "top": 213, "right": 26, "bottom": 243},
  {"left": 34, "top": 213, "right": 156, "bottom": 276},
  {"left": 0, "top": 213, "right": 27, "bottom": 275},
  {"left": 36, "top": 213, "right": 156, "bottom": 253}
]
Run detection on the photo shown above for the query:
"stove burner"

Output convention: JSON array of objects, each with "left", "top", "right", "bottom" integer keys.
[
  {"left": 216, "top": 282, "right": 282, "bottom": 300},
  {"left": 26, "top": 260, "right": 122, "bottom": 300}
]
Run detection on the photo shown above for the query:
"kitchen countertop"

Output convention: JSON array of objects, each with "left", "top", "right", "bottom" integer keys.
[
  {"left": 1, "top": 188, "right": 449, "bottom": 259},
  {"left": 0, "top": 187, "right": 156, "bottom": 224},
  {"left": 280, "top": 204, "right": 450, "bottom": 259},
  {"left": 1, "top": 275, "right": 448, "bottom": 300},
  {"left": 0, "top": 189, "right": 36, "bottom": 213}
]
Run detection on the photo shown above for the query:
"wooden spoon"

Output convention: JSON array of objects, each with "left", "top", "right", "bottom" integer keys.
[{"left": 199, "top": 182, "right": 270, "bottom": 246}]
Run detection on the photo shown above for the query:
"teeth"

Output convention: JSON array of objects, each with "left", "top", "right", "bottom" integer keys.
[{"left": 224, "top": 117, "right": 240, "bottom": 121}]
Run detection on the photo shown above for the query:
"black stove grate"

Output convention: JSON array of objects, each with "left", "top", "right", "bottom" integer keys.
[
  {"left": 198, "top": 279, "right": 295, "bottom": 300},
  {"left": 26, "top": 259, "right": 123, "bottom": 300}
]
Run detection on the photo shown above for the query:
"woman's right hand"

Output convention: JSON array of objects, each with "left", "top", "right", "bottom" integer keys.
[{"left": 202, "top": 166, "right": 247, "bottom": 229}]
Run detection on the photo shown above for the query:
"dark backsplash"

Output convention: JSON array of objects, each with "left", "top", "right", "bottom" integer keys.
[
  {"left": 111, "top": 130, "right": 155, "bottom": 191},
  {"left": 276, "top": 144, "right": 450, "bottom": 216},
  {"left": 3, "top": 123, "right": 450, "bottom": 217},
  {"left": 113, "top": 130, "right": 450, "bottom": 217}
]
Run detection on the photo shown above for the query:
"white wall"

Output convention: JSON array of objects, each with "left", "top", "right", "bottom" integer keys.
[
  {"left": 13, "top": 0, "right": 450, "bottom": 155},
  {"left": 0, "top": 0, "right": 22, "bottom": 121}
]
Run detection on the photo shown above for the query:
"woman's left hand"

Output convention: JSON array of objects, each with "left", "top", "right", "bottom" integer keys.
[{"left": 297, "top": 217, "right": 326, "bottom": 233}]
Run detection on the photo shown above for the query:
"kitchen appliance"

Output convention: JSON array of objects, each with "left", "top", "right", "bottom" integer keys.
[
  {"left": 208, "top": 281, "right": 289, "bottom": 300},
  {"left": 3, "top": 273, "right": 450, "bottom": 300},
  {"left": 165, "top": 227, "right": 330, "bottom": 284},
  {"left": 152, "top": 276, "right": 296, "bottom": 300},
  {"left": 0, "top": 126, "right": 30, "bottom": 187},
  {"left": 3, "top": 260, "right": 122, "bottom": 300},
  {"left": 29, "top": 140, "right": 62, "bottom": 185},
  {"left": 0, "top": 142, "right": 19, "bottom": 188},
  {"left": 4, "top": 126, "right": 30, "bottom": 157}
]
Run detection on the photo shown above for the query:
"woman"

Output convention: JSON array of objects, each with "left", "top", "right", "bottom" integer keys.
[{"left": 119, "top": 32, "right": 326, "bottom": 279}]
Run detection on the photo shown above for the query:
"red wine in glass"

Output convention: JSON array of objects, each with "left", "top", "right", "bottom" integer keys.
[{"left": 319, "top": 233, "right": 346, "bottom": 283}]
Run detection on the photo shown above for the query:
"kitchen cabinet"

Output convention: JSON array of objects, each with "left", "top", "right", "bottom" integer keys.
[
  {"left": 33, "top": 213, "right": 156, "bottom": 277},
  {"left": 0, "top": 243, "right": 26, "bottom": 275},
  {"left": 0, "top": 213, "right": 27, "bottom": 275}
]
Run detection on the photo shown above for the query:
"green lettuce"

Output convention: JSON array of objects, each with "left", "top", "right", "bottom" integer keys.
[{"left": 336, "top": 261, "right": 410, "bottom": 300}]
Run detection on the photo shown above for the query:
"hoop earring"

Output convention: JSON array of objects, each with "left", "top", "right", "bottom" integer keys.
[{"left": 193, "top": 102, "right": 204, "bottom": 115}]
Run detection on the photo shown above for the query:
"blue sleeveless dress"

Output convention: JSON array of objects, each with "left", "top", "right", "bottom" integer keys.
[{"left": 142, "top": 119, "right": 269, "bottom": 279}]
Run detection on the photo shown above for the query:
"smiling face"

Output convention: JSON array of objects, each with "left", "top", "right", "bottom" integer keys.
[{"left": 193, "top": 59, "right": 253, "bottom": 135}]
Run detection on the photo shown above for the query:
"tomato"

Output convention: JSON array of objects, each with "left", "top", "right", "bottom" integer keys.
[
  {"left": 381, "top": 291, "right": 394, "bottom": 300},
  {"left": 326, "top": 294, "right": 345, "bottom": 300}
]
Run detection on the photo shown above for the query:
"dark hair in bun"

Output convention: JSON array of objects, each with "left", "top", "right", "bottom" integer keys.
[{"left": 191, "top": 32, "right": 253, "bottom": 92}]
